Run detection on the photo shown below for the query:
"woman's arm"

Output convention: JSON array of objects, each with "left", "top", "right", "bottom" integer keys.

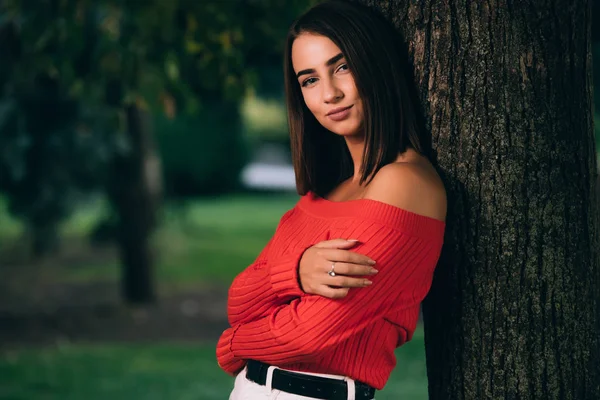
[
  {"left": 227, "top": 246, "right": 306, "bottom": 326},
  {"left": 227, "top": 208, "right": 311, "bottom": 327},
  {"left": 217, "top": 224, "right": 444, "bottom": 371},
  {"left": 228, "top": 236, "right": 375, "bottom": 325}
]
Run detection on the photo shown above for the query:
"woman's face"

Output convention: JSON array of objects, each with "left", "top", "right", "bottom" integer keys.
[{"left": 291, "top": 33, "right": 364, "bottom": 137}]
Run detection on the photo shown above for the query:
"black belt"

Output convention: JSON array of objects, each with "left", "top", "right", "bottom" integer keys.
[{"left": 245, "top": 360, "right": 376, "bottom": 400}]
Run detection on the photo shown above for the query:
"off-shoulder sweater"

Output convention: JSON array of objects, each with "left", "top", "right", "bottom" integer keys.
[{"left": 216, "top": 191, "right": 445, "bottom": 390}]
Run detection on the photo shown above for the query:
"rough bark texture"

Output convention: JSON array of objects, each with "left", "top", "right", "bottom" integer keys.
[{"left": 357, "top": 0, "right": 600, "bottom": 399}]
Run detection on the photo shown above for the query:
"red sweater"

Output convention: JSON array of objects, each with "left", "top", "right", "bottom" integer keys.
[{"left": 216, "top": 192, "right": 445, "bottom": 390}]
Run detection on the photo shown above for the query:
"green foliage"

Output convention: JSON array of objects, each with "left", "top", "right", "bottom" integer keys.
[
  {"left": 0, "top": 86, "right": 118, "bottom": 254},
  {"left": 0, "top": 0, "right": 316, "bottom": 253},
  {"left": 155, "top": 103, "right": 248, "bottom": 197},
  {"left": 242, "top": 94, "right": 289, "bottom": 141},
  {"left": 0, "top": 95, "right": 115, "bottom": 213}
]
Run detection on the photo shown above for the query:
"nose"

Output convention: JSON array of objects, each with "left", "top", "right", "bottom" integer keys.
[{"left": 322, "top": 78, "right": 343, "bottom": 103}]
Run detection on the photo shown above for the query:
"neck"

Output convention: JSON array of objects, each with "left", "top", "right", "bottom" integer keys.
[
  {"left": 343, "top": 137, "right": 418, "bottom": 184},
  {"left": 344, "top": 135, "right": 366, "bottom": 182}
]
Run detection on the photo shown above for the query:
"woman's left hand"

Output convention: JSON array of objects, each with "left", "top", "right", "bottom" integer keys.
[{"left": 298, "top": 238, "right": 378, "bottom": 299}]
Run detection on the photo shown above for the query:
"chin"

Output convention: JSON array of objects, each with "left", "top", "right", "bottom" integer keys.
[
  {"left": 332, "top": 129, "right": 361, "bottom": 137},
  {"left": 320, "top": 120, "right": 362, "bottom": 137},
  {"left": 326, "top": 123, "right": 363, "bottom": 137}
]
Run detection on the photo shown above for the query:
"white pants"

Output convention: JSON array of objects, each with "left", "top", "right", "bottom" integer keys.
[{"left": 229, "top": 364, "right": 373, "bottom": 400}]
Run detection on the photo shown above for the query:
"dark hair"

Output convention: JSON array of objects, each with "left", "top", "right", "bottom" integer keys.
[{"left": 284, "top": 0, "right": 430, "bottom": 197}]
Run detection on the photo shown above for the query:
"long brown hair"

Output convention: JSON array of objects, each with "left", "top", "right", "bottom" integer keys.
[{"left": 284, "top": 0, "right": 430, "bottom": 197}]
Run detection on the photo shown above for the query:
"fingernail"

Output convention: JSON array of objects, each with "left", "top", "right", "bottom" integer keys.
[
  {"left": 364, "top": 280, "right": 373, "bottom": 286},
  {"left": 368, "top": 260, "right": 376, "bottom": 265},
  {"left": 370, "top": 268, "right": 379, "bottom": 274},
  {"left": 347, "top": 239, "right": 359, "bottom": 242}
]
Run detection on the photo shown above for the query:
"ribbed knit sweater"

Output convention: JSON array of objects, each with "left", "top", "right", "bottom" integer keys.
[{"left": 216, "top": 191, "right": 445, "bottom": 390}]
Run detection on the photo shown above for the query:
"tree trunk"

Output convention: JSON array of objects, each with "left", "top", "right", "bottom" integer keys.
[
  {"left": 107, "top": 102, "right": 162, "bottom": 304},
  {"left": 357, "top": 0, "right": 600, "bottom": 398},
  {"left": 29, "top": 220, "right": 60, "bottom": 258}
]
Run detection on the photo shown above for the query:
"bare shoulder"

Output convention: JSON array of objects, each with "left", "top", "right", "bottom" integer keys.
[{"left": 363, "top": 162, "right": 447, "bottom": 222}]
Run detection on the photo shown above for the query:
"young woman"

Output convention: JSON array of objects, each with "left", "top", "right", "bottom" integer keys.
[{"left": 216, "top": 1, "right": 447, "bottom": 399}]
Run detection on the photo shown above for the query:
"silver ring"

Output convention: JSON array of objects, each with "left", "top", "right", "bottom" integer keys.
[{"left": 328, "top": 262, "right": 336, "bottom": 277}]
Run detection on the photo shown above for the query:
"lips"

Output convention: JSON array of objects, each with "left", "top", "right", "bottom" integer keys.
[
  {"left": 326, "top": 105, "right": 353, "bottom": 116},
  {"left": 326, "top": 105, "right": 353, "bottom": 122}
]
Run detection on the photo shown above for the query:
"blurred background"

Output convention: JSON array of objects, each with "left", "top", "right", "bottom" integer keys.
[{"left": 0, "top": 1, "right": 598, "bottom": 399}]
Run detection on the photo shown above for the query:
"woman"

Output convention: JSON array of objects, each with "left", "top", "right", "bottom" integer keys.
[{"left": 216, "top": 1, "right": 447, "bottom": 399}]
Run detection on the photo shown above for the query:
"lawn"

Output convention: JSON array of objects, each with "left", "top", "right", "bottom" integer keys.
[
  {"left": 0, "top": 193, "right": 300, "bottom": 286},
  {"left": 0, "top": 328, "right": 428, "bottom": 400},
  {"left": 0, "top": 192, "right": 429, "bottom": 399}
]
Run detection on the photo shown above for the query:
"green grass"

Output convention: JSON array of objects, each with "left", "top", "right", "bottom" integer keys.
[
  {"left": 0, "top": 193, "right": 300, "bottom": 286},
  {"left": 0, "top": 343, "right": 229, "bottom": 400},
  {"left": 155, "top": 194, "right": 300, "bottom": 284},
  {"left": 0, "top": 196, "right": 23, "bottom": 241},
  {"left": 0, "top": 328, "right": 428, "bottom": 400}
]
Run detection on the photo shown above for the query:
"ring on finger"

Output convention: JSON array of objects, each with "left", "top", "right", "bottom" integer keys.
[{"left": 328, "top": 262, "right": 336, "bottom": 277}]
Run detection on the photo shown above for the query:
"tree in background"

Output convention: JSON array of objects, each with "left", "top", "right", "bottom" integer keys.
[
  {"left": 0, "top": 4, "right": 119, "bottom": 256},
  {"left": 0, "top": 0, "right": 314, "bottom": 302},
  {"left": 154, "top": 0, "right": 318, "bottom": 196},
  {"left": 593, "top": 1, "right": 600, "bottom": 146},
  {"left": 357, "top": 0, "right": 600, "bottom": 398}
]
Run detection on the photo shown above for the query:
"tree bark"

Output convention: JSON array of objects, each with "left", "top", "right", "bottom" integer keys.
[{"left": 356, "top": 0, "right": 600, "bottom": 398}]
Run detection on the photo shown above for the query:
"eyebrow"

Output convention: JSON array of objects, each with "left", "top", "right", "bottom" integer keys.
[{"left": 295, "top": 53, "right": 345, "bottom": 79}]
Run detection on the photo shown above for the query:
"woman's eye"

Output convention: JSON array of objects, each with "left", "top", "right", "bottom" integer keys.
[
  {"left": 336, "top": 63, "right": 349, "bottom": 72},
  {"left": 301, "top": 77, "right": 318, "bottom": 87}
]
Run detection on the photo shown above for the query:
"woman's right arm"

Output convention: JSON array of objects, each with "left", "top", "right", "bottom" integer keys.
[
  {"left": 227, "top": 248, "right": 302, "bottom": 326},
  {"left": 227, "top": 209, "right": 305, "bottom": 326},
  {"left": 227, "top": 209, "right": 378, "bottom": 326},
  {"left": 227, "top": 237, "right": 376, "bottom": 326}
]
